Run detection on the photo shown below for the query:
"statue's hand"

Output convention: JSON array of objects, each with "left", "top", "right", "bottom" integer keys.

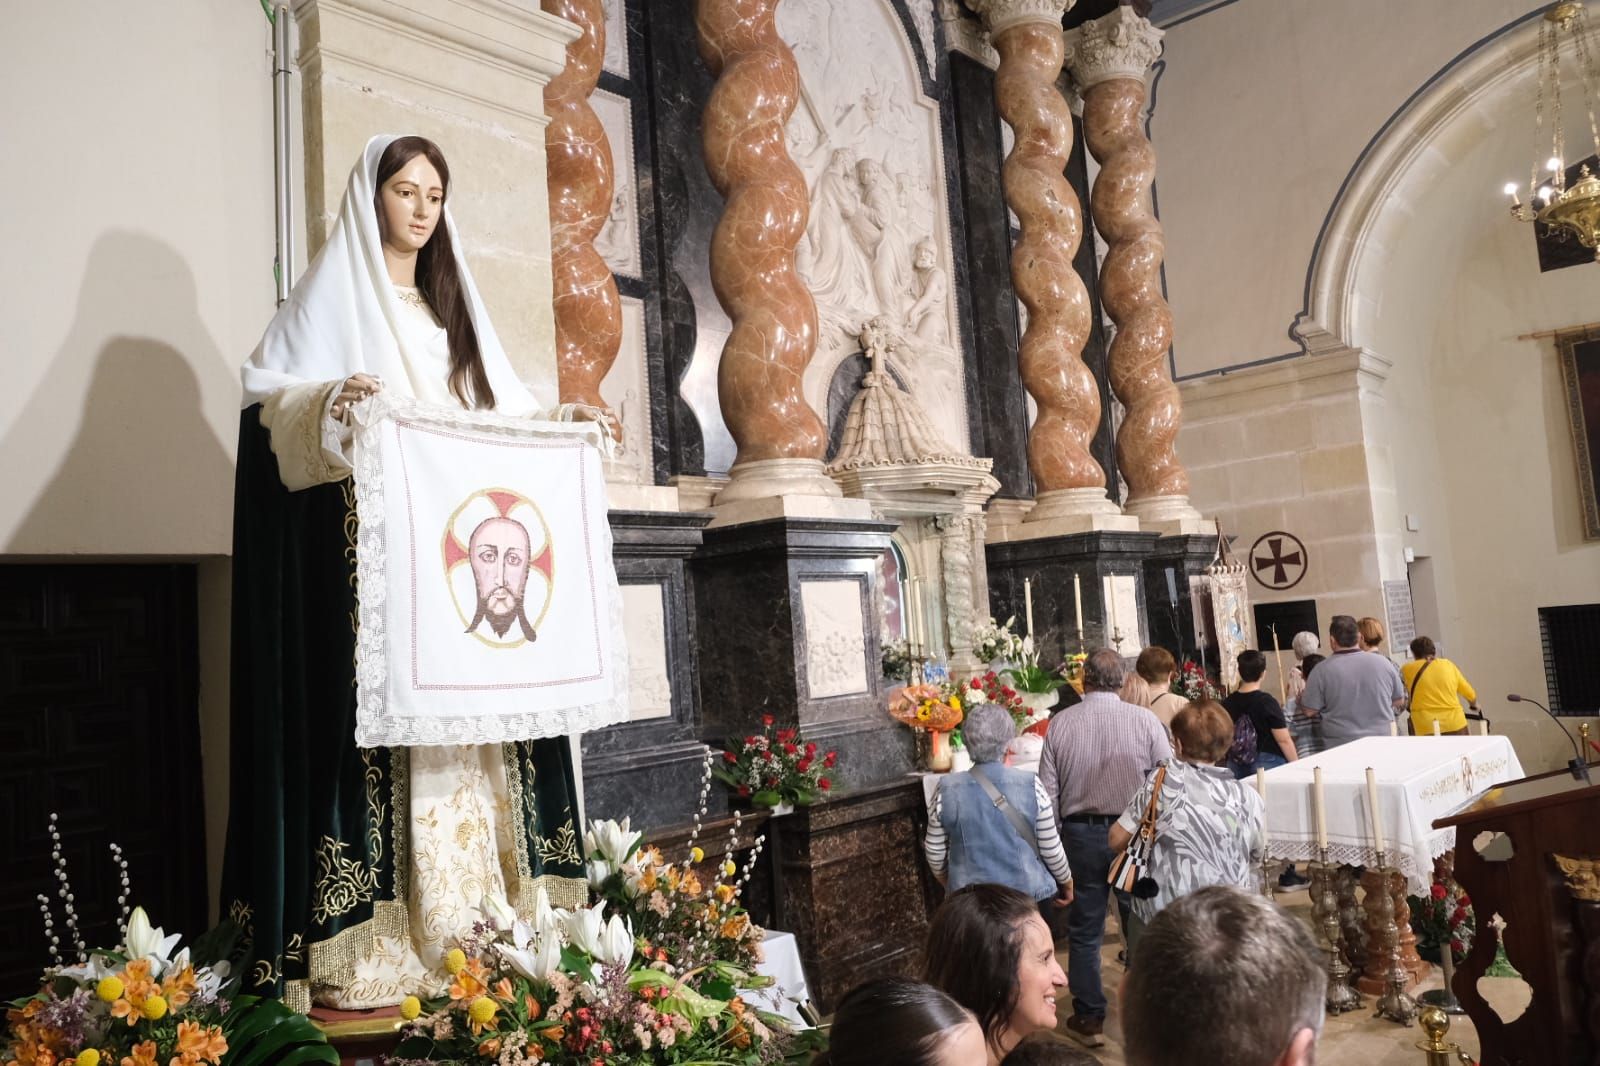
[
  {"left": 569, "top": 403, "right": 621, "bottom": 443},
  {"left": 330, "top": 373, "right": 382, "bottom": 422}
]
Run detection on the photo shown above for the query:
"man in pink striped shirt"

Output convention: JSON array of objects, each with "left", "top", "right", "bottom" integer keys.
[{"left": 1038, "top": 648, "right": 1172, "bottom": 1048}]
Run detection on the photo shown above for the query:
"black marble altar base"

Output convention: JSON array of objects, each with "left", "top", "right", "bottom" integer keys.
[
  {"left": 987, "top": 529, "right": 1161, "bottom": 668},
  {"left": 1141, "top": 533, "right": 1221, "bottom": 666},
  {"left": 582, "top": 510, "right": 712, "bottom": 830},
  {"left": 691, "top": 515, "right": 898, "bottom": 744}
]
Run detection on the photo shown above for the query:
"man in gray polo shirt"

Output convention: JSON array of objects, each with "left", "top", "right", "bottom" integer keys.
[{"left": 1298, "top": 615, "right": 1406, "bottom": 747}]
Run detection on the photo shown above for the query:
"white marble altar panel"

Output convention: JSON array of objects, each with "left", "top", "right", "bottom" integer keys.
[
  {"left": 800, "top": 579, "right": 870, "bottom": 699},
  {"left": 592, "top": 87, "right": 640, "bottom": 279},
  {"left": 599, "top": 295, "right": 650, "bottom": 482},
  {"left": 621, "top": 581, "right": 672, "bottom": 720},
  {"left": 601, "top": 0, "right": 628, "bottom": 78}
]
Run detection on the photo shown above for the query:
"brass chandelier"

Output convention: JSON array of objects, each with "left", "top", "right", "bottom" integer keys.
[{"left": 1504, "top": 2, "right": 1600, "bottom": 256}]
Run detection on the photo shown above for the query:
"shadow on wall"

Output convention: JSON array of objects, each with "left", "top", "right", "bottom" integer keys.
[{"left": 3, "top": 231, "right": 236, "bottom": 554}]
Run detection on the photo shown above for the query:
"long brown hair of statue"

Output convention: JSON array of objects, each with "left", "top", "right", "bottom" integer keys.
[{"left": 372, "top": 136, "right": 494, "bottom": 409}]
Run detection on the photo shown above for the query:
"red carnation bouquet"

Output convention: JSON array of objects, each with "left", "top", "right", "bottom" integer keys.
[
  {"left": 1408, "top": 879, "right": 1475, "bottom": 963},
  {"left": 713, "top": 715, "right": 837, "bottom": 808}
]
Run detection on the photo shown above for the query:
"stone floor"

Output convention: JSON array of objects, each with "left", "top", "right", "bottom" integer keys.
[{"left": 1027, "top": 889, "right": 1532, "bottom": 1065}]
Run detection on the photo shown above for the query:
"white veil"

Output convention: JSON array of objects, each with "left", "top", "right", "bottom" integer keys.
[{"left": 241, "top": 134, "right": 555, "bottom": 416}]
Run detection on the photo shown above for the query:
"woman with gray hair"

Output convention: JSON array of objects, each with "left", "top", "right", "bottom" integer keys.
[{"left": 924, "top": 703, "right": 1074, "bottom": 906}]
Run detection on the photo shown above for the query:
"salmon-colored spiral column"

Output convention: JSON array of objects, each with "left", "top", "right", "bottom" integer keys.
[
  {"left": 696, "top": 0, "right": 838, "bottom": 504},
  {"left": 972, "top": 0, "right": 1118, "bottom": 524},
  {"left": 543, "top": 0, "right": 622, "bottom": 434},
  {"left": 1067, "top": 9, "right": 1202, "bottom": 528}
]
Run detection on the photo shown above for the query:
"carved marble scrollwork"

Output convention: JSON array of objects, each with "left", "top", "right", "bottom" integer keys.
[
  {"left": 971, "top": 0, "right": 1106, "bottom": 499},
  {"left": 544, "top": 0, "right": 623, "bottom": 432},
  {"left": 697, "top": 0, "right": 829, "bottom": 473}
]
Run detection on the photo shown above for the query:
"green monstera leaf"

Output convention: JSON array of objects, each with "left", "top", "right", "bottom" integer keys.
[{"left": 221, "top": 996, "right": 339, "bottom": 1066}]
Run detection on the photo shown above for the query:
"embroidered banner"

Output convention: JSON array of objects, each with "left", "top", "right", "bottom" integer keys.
[{"left": 350, "top": 397, "right": 628, "bottom": 747}]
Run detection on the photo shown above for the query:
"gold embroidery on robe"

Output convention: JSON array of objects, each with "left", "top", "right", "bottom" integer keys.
[{"left": 310, "top": 836, "right": 379, "bottom": 924}]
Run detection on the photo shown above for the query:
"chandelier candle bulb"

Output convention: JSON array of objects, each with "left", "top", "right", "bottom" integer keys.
[
  {"left": 1365, "top": 767, "right": 1386, "bottom": 853},
  {"left": 1313, "top": 766, "right": 1328, "bottom": 850}
]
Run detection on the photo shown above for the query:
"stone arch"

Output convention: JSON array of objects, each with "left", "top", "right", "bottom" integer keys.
[{"left": 1292, "top": 9, "right": 1547, "bottom": 355}]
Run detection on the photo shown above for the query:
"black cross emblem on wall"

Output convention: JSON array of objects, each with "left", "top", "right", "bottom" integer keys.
[{"left": 1249, "top": 532, "right": 1307, "bottom": 590}]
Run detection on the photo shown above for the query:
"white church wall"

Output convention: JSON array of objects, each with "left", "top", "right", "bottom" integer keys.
[
  {"left": 3, "top": 2, "right": 274, "bottom": 916},
  {"left": 1160, "top": 0, "right": 1600, "bottom": 771}
]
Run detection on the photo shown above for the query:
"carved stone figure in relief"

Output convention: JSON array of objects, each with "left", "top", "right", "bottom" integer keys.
[
  {"left": 801, "top": 147, "right": 869, "bottom": 307},
  {"left": 906, "top": 236, "right": 948, "bottom": 342},
  {"left": 848, "top": 158, "right": 914, "bottom": 319}
]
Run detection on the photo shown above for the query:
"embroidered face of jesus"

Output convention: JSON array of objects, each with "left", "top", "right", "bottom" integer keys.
[{"left": 466, "top": 516, "right": 537, "bottom": 642}]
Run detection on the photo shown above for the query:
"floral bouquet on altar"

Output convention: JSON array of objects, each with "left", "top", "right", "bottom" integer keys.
[
  {"left": 970, "top": 616, "right": 1026, "bottom": 667},
  {"left": 4, "top": 818, "right": 333, "bottom": 1066},
  {"left": 880, "top": 639, "right": 916, "bottom": 683},
  {"left": 1172, "top": 659, "right": 1223, "bottom": 702},
  {"left": 953, "top": 672, "right": 1044, "bottom": 735},
  {"left": 713, "top": 716, "right": 837, "bottom": 809},
  {"left": 886, "top": 684, "right": 965, "bottom": 733},
  {"left": 1059, "top": 653, "right": 1089, "bottom": 695},
  {"left": 390, "top": 813, "right": 799, "bottom": 1066},
  {"left": 1001, "top": 637, "right": 1066, "bottom": 702},
  {"left": 1408, "top": 880, "right": 1475, "bottom": 964}
]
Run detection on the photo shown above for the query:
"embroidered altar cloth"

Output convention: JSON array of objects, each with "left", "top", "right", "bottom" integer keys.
[
  {"left": 350, "top": 396, "right": 628, "bottom": 747},
  {"left": 1261, "top": 735, "right": 1523, "bottom": 893}
]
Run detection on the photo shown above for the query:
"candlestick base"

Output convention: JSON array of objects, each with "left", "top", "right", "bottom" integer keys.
[
  {"left": 1312, "top": 856, "right": 1364, "bottom": 1014},
  {"left": 1372, "top": 859, "right": 1420, "bottom": 1026}
]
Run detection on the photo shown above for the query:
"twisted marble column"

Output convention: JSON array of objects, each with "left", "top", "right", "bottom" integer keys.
[
  {"left": 696, "top": 0, "right": 838, "bottom": 503},
  {"left": 1066, "top": 8, "right": 1201, "bottom": 528},
  {"left": 970, "top": 0, "right": 1118, "bottom": 523},
  {"left": 543, "top": 0, "right": 622, "bottom": 433}
]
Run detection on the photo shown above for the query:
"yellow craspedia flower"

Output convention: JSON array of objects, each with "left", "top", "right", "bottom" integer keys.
[
  {"left": 722, "top": 860, "right": 737, "bottom": 877},
  {"left": 950, "top": 695, "right": 962, "bottom": 711},
  {"left": 399, "top": 996, "right": 422, "bottom": 1021},
  {"left": 76, "top": 1049, "right": 101, "bottom": 1066},
  {"left": 689, "top": 846, "right": 705, "bottom": 864},
  {"left": 142, "top": 995, "right": 169, "bottom": 1021},
  {"left": 444, "top": 948, "right": 467, "bottom": 975},
  {"left": 468, "top": 997, "right": 497, "bottom": 1025},
  {"left": 96, "top": 977, "right": 124, "bottom": 1003}
]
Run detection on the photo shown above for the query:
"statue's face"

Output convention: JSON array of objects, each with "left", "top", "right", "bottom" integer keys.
[
  {"left": 915, "top": 244, "right": 936, "bottom": 269},
  {"left": 468, "top": 517, "right": 530, "bottom": 628},
  {"left": 378, "top": 154, "right": 445, "bottom": 258}
]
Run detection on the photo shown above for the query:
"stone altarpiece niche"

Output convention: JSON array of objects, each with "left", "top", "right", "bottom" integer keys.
[{"left": 778, "top": 0, "right": 971, "bottom": 455}]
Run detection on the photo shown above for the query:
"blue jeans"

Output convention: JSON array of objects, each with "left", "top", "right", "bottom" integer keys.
[
  {"left": 1062, "top": 821, "right": 1131, "bottom": 1020},
  {"left": 1231, "top": 750, "right": 1287, "bottom": 779}
]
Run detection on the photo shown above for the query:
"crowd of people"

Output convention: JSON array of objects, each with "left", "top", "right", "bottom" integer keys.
[{"left": 821, "top": 614, "right": 1482, "bottom": 1063}]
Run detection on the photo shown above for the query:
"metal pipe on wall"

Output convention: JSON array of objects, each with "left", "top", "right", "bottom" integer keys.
[{"left": 272, "top": 4, "right": 295, "bottom": 305}]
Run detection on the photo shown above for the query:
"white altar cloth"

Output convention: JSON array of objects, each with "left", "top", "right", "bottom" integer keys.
[
  {"left": 1261, "top": 735, "right": 1523, "bottom": 893},
  {"left": 746, "top": 929, "right": 813, "bottom": 1028}
]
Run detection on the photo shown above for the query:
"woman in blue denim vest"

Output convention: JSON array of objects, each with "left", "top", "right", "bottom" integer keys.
[{"left": 924, "top": 704, "right": 1074, "bottom": 905}]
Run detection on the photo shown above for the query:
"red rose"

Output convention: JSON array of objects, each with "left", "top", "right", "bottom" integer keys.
[
  {"left": 969, "top": 678, "right": 981, "bottom": 689},
  {"left": 985, "top": 671, "right": 997, "bottom": 680},
  {"left": 797, "top": 758, "right": 812, "bottom": 772},
  {"left": 784, "top": 742, "right": 798, "bottom": 755},
  {"left": 1431, "top": 883, "right": 1447, "bottom": 900},
  {"left": 818, "top": 778, "right": 832, "bottom": 790},
  {"left": 763, "top": 750, "right": 776, "bottom": 761},
  {"left": 1458, "top": 893, "right": 1470, "bottom": 906},
  {"left": 745, "top": 736, "right": 758, "bottom": 746},
  {"left": 805, "top": 742, "right": 817, "bottom": 755},
  {"left": 723, "top": 751, "right": 738, "bottom": 764},
  {"left": 824, "top": 752, "right": 837, "bottom": 767},
  {"left": 762, "top": 713, "right": 775, "bottom": 727},
  {"left": 738, "top": 784, "right": 751, "bottom": 797}
]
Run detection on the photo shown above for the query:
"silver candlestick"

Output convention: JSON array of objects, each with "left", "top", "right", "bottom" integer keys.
[
  {"left": 1311, "top": 853, "right": 1363, "bottom": 1014},
  {"left": 1371, "top": 853, "right": 1419, "bottom": 1025}
]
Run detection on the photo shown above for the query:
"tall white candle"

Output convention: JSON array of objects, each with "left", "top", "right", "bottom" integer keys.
[
  {"left": 1433, "top": 719, "right": 1442, "bottom": 737},
  {"left": 1389, "top": 720, "right": 1399, "bottom": 738},
  {"left": 1024, "top": 578, "right": 1034, "bottom": 637},
  {"left": 1365, "top": 767, "right": 1386, "bottom": 854},
  {"left": 1105, "top": 575, "right": 1119, "bottom": 636},
  {"left": 1255, "top": 767, "right": 1266, "bottom": 801},
  {"left": 1073, "top": 573, "right": 1084, "bottom": 641},
  {"left": 907, "top": 579, "right": 922, "bottom": 652},
  {"left": 1312, "top": 767, "right": 1328, "bottom": 850}
]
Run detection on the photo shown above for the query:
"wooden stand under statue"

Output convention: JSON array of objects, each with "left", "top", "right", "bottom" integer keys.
[{"left": 1433, "top": 761, "right": 1600, "bottom": 1065}]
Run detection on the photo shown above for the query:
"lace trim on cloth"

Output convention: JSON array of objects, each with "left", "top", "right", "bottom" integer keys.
[
  {"left": 305, "top": 898, "right": 411, "bottom": 996},
  {"left": 1265, "top": 831, "right": 1453, "bottom": 895},
  {"left": 348, "top": 395, "right": 629, "bottom": 748}
]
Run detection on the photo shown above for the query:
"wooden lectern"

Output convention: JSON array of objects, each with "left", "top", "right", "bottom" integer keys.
[{"left": 1434, "top": 762, "right": 1600, "bottom": 1066}]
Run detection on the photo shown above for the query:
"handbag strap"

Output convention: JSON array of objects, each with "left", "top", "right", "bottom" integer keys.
[
  {"left": 1407, "top": 658, "right": 1435, "bottom": 708},
  {"left": 1137, "top": 765, "right": 1169, "bottom": 843},
  {"left": 968, "top": 764, "right": 1043, "bottom": 862}
]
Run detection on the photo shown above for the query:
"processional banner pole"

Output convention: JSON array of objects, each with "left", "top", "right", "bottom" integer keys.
[{"left": 272, "top": 3, "right": 296, "bottom": 306}]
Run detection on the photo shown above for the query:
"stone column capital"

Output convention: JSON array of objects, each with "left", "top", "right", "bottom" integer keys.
[
  {"left": 965, "top": 0, "right": 1071, "bottom": 38},
  {"left": 1063, "top": 6, "right": 1164, "bottom": 88}
]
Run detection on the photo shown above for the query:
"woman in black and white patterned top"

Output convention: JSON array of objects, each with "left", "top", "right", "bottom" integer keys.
[{"left": 1109, "top": 700, "right": 1265, "bottom": 954}]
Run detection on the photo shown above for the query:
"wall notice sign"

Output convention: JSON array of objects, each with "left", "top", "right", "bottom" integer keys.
[{"left": 1383, "top": 580, "right": 1416, "bottom": 651}]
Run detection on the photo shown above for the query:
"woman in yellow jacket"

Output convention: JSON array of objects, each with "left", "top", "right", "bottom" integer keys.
[{"left": 1401, "top": 636, "right": 1480, "bottom": 736}]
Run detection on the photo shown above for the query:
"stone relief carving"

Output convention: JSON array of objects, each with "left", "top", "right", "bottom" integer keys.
[
  {"left": 937, "top": 0, "right": 998, "bottom": 66},
  {"left": 936, "top": 513, "right": 977, "bottom": 664},
  {"left": 600, "top": 0, "right": 627, "bottom": 78},
  {"left": 908, "top": 0, "right": 938, "bottom": 74},
  {"left": 592, "top": 88, "right": 640, "bottom": 279},
  {"left": 801, "top": 580, "right": 870, "bottom": 699},
  {"left": 598, "top": 296, "right": 651, "bottom": 481},
  {"left": 621, "top": 583, "right": 672, "bottom": 720},
  {"left": 779, "top": 0, "right": 969, "bottom": 453}
]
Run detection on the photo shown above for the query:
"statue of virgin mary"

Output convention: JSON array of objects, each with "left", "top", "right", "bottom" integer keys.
[{"left": 222, "top": 134, "right": 599, "bottom": 1011}]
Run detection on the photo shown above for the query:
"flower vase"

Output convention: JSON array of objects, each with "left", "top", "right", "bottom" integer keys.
[
  {"left": 764, "top": 800, "right": 796, "bottom": 818},
  {"left": 925, "top": 729, "right": 954, "bottom": 772}
]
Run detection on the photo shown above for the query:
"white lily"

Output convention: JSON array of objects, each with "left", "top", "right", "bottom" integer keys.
[
  {"left": 529, "top": 884, "right": 558, "bottom": 936},
  {"left": 1021, "top": 634, "right": 1035, "bottom": 658},
  {"left": 495, "top": 923, "right": 562, "bottom": 984},
  {"left": 479, "top": 893, "right": 518, "bottom": 933},
  {"left": 586, "top": 859, "right": 613, "bottom": 890},
  {"left": 564, "top": 906, "right": 606, "bottom": 959},
  {"left": 195, "top": 959, "right": 231, "bottom": 999},
  {"left": 595, "top": 914, "right": 634, "bottom": 968},
  {"left": 583, "top": 818, "right": 640, "bottom": 869},
  {"left": 123, "top": 907, "right": 182, "bottom": 976},
  {"left": 54, "top": 953, "right": 118, "bottom": 982}
]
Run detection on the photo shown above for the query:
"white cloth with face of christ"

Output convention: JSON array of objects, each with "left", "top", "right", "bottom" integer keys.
[{"left": 349, "top": 394, "right": 629, "bottom": 748}]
